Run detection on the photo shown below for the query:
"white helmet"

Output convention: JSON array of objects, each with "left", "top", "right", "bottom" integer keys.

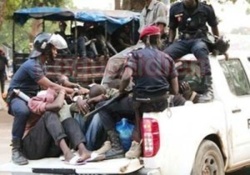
[{"left": 30, "top": 32, "right": 68, "bottom": 58}]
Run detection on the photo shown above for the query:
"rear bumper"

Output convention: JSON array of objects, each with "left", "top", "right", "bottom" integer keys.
[
  {"left": 0, "top": 158, "right": 143, "bottom": 175},
  {"left": 135, "top": 168, "right": 161, "bottom": 175}
]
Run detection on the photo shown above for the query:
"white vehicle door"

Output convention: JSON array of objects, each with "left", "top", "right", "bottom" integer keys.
[{"left": 219, "top": 58, "right": 250, "bottom": 164}]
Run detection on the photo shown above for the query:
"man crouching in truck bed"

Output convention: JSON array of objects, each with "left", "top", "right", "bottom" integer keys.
[
  {"left": 6, "top": 32, "right": 88, "bottom": 165},
  {"left": 119, "top": 25, "right": 187, "bottom": 158}
]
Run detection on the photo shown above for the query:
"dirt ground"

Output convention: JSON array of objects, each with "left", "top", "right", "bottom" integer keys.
[{"left": 0, "top": 110, "right": 12, "bottom": 175}]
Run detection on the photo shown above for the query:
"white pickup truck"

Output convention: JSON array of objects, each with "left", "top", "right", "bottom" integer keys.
[{"left": 1, "top": 51, "right": 250, "bottom": 175}]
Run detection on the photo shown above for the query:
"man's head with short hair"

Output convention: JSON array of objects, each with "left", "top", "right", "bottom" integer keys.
[
  {"left": 89, "top": 84, "right": 106, "bottom": 98},
  {"left": 59, "top": 21, "right": 67, "bottom": 32},
  {"left": 56, "top": 74, "right": 69, "bottom": 85},
  {"left": 155, "top": 17, "right": 167, "bottom": 34},
  {"left": 59, "top": 21, "right": 67, "bottom": 27}
]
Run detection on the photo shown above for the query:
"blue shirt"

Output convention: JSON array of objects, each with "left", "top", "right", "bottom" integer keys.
[{"left": 8, "top": 58, "right": 45, "bottom": 96}]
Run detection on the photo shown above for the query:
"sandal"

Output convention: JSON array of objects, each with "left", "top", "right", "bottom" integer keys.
[
  {"left": 64, "top": 155, "right": 86, "bottom": 165},
  {"left": 85, "top": 152, "right": 105, "bottom": 162}
]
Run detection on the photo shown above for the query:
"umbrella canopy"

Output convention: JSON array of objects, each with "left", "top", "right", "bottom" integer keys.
[
  {"left": 13, "top": 7, "right": 75, "bottom": 25},
  {"left": 13, "top": 7, "right": 140, "bottom": 33}
]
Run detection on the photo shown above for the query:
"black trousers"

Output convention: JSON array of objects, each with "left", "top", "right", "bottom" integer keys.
[
  {"left": 23, "top": 111, "right": 86, "bottom": 160},
  {"left": 0, "top": 71, "right": 5, "bottom": 94},
  {"left": 98, "top": 96, "right": 135, "bottom": 131}
]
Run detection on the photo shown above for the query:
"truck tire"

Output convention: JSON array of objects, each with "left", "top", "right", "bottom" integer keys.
[{"left": 191, "top": 140, "right": 224, "bottom": 175}]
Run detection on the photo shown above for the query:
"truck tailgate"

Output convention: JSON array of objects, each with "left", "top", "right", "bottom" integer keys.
[{"left": 0, "top": 157, "right": 143, "bottom": 174}]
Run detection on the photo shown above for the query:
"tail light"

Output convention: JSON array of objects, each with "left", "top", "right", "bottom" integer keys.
[{"left": 142, "top": 118, "right": 160, "bottom": 157}]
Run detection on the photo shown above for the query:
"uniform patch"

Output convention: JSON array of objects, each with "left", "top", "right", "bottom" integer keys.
[{"left": 175, "top": 13, "right": 183, "bottom": 22}]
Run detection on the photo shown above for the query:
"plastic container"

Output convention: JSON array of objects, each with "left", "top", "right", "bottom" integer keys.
[{"left": 116, "top": 118, "right": 134, "bottom": 151}]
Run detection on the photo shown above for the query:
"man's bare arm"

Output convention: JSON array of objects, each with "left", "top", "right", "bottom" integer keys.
[
  {"left": 168, "top": 28, "right": 176, "bottom": 43},
  {"left": 119, "top": 67, "right": 133, "bottom": 92},
  {"left": 45, "top": 90, "right": 65, "bottom": 112},
  {"left": 170, "top": 77, "right": 179, "bottom": 95},
  {"left": 211, "top": 26, "right": 219, "bottom": 37},
  {"left": 37, "top": 76, "right": 74, "bottom": 94}
]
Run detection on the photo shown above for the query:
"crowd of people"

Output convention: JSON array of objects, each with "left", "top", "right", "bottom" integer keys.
[
  {"left": 4, "top": 0, "right": 223, "bottom": 166},
  {"left": 54, "top": 21, "right": 120, "bottom": 62}
]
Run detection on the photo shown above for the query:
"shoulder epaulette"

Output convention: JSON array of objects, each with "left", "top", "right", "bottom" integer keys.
[
  {"left": 201, "top": 0, "right": 212, "bottom": 6},
  {"left": 171, "top": 1, "right": 182, "bottom": 7}
]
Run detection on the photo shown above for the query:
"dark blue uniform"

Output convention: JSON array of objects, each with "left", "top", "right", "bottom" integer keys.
[
  {"left": 126, "top": 47, "right": 177, "bottom": 99},
  {"left": 8, "top": 58, "right": 45, "bottom": 139},
  {"left": 164, "top": 1, "right": 218, "bottom": 76}
]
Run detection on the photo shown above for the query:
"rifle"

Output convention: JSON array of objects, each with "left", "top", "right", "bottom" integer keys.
[{"left": 84, "top": 91, "right": 131, "bottom": 118}]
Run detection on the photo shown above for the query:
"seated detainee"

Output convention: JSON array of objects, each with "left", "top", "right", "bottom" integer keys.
[
  {"left": 112, "top": 25, "right": 133, "bottom": 52},
  {"left": 72, "top": 81, "right": 136, "bottom": 159},
  {"left": 19, "top": 88, "right": 98, "bottom": 165},
  {"left": 70, "top": 82, "right": 121, "bottom": 152},
  {"left": 84, "top": 22, "right": 117, "bottom": 58},
  {"left": 71, "top": 84, "right": 110, "bottom": 151},
  {"left": 55, "top": 21, "right": 67, "bottom": 42},
  {"left": 69, "top": 26, "right": 98, "bottom": 60},
  {"left": 54, "top": 21, "right": 72, "bottom": 55}
]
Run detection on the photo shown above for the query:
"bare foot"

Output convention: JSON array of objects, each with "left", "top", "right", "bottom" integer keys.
[
  {"left": 79, "top": 151, "right": 91, "bottom": 161},
  {"left": 64, "top": 150, "right": 84, "bottom": 162}
]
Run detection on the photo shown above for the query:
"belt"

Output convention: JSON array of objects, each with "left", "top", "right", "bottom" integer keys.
[
  {"left": 180, "top": 33, "right": 206, "bottom": 40},
  {"left": 135, "top": 93, "right": 169, "bottom": 102}
]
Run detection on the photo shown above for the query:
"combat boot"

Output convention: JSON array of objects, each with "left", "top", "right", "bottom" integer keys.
[
  {"left": 125, "top": 141, "right": 142, "bottom": 159},
  {"left": 94, "top": 141, "right": 111, "bottom": 155},
  {"left": 105, "top": 130, "right": 124, "bottom": 159},
  {"left": 197, "top": 75, "right": 214, "bottom": 103},
  {"left": 11, "top": 139, "right": 28, "bottom": 165}
]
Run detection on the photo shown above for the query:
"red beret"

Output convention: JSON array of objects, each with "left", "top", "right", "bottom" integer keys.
[{"left": 139, "top": 26, "right": 160, "bottom": 39}]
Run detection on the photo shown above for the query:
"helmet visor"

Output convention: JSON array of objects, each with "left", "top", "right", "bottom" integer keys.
[{"left": 48, "top": 34, "right": 68, "bottom": 50}]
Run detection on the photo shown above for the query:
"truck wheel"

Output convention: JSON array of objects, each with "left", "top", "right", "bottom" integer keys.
[{"left": 191, "top": 140, "right": 224, "bottom": 175}]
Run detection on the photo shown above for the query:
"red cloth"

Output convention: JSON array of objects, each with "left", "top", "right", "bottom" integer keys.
[
  {"left": 28, "top": 88, "right": 57, "bottom": 115},
  {"left": 24, "top": 88, "right": 57, "bottom": 138},
  {"left": 139, "top": 26, "right": 160, "bottom": 39}
]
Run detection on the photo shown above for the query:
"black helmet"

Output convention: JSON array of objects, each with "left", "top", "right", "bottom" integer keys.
[{"left": 30, "top": 32, "right": 68, "bottom": 58}]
